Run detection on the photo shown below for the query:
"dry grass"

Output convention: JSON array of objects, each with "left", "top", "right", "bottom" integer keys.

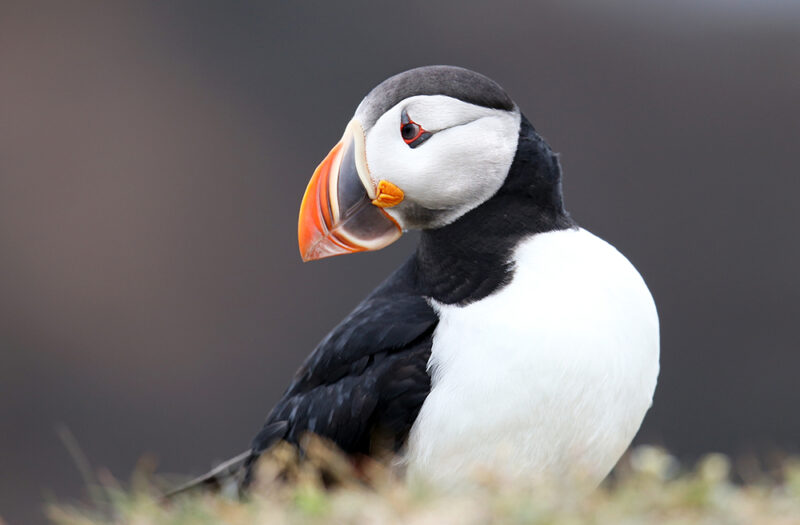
[{"left": 47, "top": 440, "right": 800, "bottom": 525}]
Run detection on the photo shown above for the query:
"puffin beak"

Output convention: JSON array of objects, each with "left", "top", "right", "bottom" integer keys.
[{"left": 298, "top": 119, "right": 404, "bottom": 261}]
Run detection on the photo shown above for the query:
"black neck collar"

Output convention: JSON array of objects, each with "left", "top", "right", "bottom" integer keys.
[{"left": 414, "top": 114, "right": 575, "bottom": 305}]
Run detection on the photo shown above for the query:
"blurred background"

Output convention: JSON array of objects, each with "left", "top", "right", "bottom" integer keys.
[{"left": 1, "top": 1, "right": 798, "bottom": 523}]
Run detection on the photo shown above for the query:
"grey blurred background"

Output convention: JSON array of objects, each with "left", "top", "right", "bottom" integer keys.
[{"left": 1, "top": 1, "right": 798, "bottom": 523}]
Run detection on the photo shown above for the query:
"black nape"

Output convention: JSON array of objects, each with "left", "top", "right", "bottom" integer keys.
[{"left": 414, "top": 115, "right": 575, "bottom": 305}]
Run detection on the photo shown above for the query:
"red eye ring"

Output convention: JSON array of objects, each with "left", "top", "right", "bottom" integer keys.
[
  {"left": 400, "top": 109, "right": 432, "bottom": 148},
  {"left": 401, "top": 121, "right": 423, "bottom": 144}
]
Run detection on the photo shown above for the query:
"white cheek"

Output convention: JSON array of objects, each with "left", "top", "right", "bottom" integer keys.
[
  {"left": 411, "top": 119, "right": 518, "bottom": 209},
  {"left": 364, "top": 110, "right": 415, "bottom": 193},
  {"left": 365, "top": 105, "right": 519, "bottom": 224}
]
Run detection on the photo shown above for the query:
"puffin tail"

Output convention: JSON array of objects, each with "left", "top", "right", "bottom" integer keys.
[
  {"left": 162, "top": 450, "right": 252, "bottom": 500},
  {"left": 163, "top": 420, "right": 289, "bottom": 500}
]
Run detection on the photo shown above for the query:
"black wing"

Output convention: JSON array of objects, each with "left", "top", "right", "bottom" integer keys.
[{"left": 248, "top": 256, "right": 437, "bottom": 466}]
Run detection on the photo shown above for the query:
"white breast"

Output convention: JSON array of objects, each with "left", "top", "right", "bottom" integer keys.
[{"left": 404, "top": 228, "right": 659, "bottom": 488}]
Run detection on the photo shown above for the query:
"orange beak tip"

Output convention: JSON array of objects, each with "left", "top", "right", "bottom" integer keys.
[{"left": 296, "top": 122, "right": 404, "bottom": 262}]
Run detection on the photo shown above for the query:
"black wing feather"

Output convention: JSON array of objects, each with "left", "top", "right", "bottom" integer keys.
[{"left": 249, "top": 256, "right": 437, "bottom": 462}]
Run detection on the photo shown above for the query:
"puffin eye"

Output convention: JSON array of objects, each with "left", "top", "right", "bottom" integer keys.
[
  {"left": 401, "top": 122, "right": 420, "bottom": 141},
  {"left": 400, "top": 109, "right": 432, "bottom": 149}
]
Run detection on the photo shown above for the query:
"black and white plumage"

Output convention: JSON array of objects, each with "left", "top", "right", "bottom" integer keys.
[
  {"left": 250, "top": 258, "right": 436, "bottom": 458},
  {"left": 175, "top": 66, "right": 659, "bottom": 495}
]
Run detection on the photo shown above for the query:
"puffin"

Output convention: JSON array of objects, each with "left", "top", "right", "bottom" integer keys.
[{"left": 175, "top": 65, "right": 659, "bottom": 494}]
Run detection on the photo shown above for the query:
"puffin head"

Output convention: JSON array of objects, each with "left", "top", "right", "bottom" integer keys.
[{"left": 298, "top": 65, "right": 562, "bottom": 262}]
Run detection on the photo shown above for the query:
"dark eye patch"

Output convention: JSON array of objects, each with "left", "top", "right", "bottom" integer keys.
[{"left": 401, "top": 109, "right": 433, "bottom": 149}]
